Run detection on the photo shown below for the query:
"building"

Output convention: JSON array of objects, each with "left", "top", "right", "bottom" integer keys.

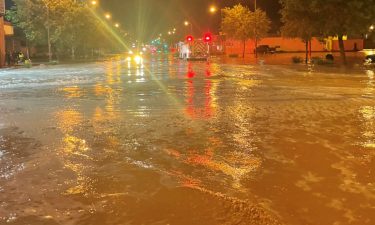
[
  {"left": 224, "top": 36, "right": 364, "bottom": 56},
  {"left": 0, "top": 0, "right": 5, "bottom": 67},
  {"left": 0, "top": 0, "right": 15, "bottom": 67}
]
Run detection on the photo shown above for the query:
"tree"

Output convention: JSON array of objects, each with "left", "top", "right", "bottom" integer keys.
[
  {"left": 51, "top": 0, "right": 92, "bottom": 59},
  {"left": 221, "top": 4, "right": 252, "bottom": 58},
  {"left": 315, "top": 0, "right": 375, "bottom": 64},
  {"left": 6, "top": 0, "right": 47, "bottom": 58},
  {"left": 251, "top": 9, "right": 272, "bottom": 58},
  {"left": 221, "top": 4, "right": 270, "bottom": 58},
  {"left": 280, "top": 0, "right": 320, "bottom": 64},
  {"left": 6, "top": 0, "right": 113, "bottom": 60},
  {"left": 280, "top": 0, "right": 375, "bottom": 65}
]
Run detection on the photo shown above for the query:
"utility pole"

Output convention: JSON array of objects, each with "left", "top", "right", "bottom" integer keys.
[
  {"left": 42, "top": 0, "right": 52, "bottom": 62},
  {"left": 47, "top": 7, "right": 52, "bottom": 62},
  {"left": 0, "top": 0, "right": 6, "bottom": 67},
  {"left": 254, "top": 0, "right": 258, "bottom": 59}
]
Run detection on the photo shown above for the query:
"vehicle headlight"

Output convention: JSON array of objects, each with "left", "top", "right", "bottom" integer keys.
[{"left": 134, "top": 55, "right": 142, "bottom": 64}]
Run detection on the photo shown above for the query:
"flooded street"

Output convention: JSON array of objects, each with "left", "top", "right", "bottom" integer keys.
[{"left": 0, "top": 56, "right": 374, "bottom": 225}]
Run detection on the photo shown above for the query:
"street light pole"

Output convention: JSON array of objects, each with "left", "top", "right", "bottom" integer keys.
[
  {"left": 254, "top": 0, "right": 258, "bottom": 58},
  {"left": 208, "top": 5, "right": 218, "bottom": 32},
  {"left": 42, "top": 0, "right": 52, "bottom": 62},
  {"left": 184, "top": 21, "right": 193, "bottom": 34},
  {"left": 47, "top": 8, "right": 52, "bottom": 62}
]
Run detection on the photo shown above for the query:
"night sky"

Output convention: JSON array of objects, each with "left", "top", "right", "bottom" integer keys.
[
  {"left": 6, "top": 0, "right": 281, "bottom": 41},
  {"left": 102, "top": 0, "right": 281, "bottom": 40}
]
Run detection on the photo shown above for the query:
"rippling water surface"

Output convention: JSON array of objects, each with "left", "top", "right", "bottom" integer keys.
[{"left": 0, "top": 55, "right": 374, "bottom": 225}]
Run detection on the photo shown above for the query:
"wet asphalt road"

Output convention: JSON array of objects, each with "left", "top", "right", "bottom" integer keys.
[{"left": 0, "top": 55, "right": 374, "bottom": 225}]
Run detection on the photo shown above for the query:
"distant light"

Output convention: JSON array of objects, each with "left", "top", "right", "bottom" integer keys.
[
  {"left": 370, "top": 25, "right": 374, "bottom": 30},
  {"left": 105, "top": 13, "right": 111, "bottom": 19},
  {"left": 134, "top": 55, "right": 142, "bottom": 64},
  {"left": 209, "top": 6, "right": 217, "bottom": 14},
  {"left": 168, "top": 31, "right": 172, "bottom": 35},
  {"left": 184, "top": 21, "right": 189, "bottom": 26},
  {"left": 129, "top": 50, "right": 134, "bottom": 54},
  {"left": 91, "top": 0, "right": 97, "bottom": 6},
  {"left": 126, "top": 56, "right": 132, "bottom": 62},
  {"left": 115, "top": 23, "right": 120, "bottom": 28}
]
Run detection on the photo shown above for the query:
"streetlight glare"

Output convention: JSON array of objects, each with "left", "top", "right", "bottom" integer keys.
[
  {"left": 2, "top": 1, "right": 375, "bottom": 225},
  {"left": 209, "top": 5, "right": 217, "bottom": 14}
]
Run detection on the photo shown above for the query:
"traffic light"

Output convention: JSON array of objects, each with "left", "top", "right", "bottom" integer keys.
[
  {"left": 204, "top": 33, "right": 212, "bottom": 42},
  {"left": 186, "top": 35, "right": 194, "bottom": 42}
]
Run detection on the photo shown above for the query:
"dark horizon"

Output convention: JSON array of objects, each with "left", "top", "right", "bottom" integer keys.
[
  {"left": 6, "top": 0, "right": 281, "bottom": 41},
  {"left": 102, "top": 0, "right": 281, "bottom": 40}
]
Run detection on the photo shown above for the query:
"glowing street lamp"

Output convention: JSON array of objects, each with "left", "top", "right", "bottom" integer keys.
[
  {"left": 105, "top": 13, "right": 111, "bottom": 20},
  {"left": 209, "top": 5, "right": 217, "bottom": 14}
]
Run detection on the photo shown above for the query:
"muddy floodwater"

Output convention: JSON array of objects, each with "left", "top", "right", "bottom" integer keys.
[{"left": 0, "top": 56, "right": 374, "bottom": 225}]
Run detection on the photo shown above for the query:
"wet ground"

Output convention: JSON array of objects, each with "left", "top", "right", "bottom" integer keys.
[{"left": 0, "top": 55, "right": 374, "bottom": 225}]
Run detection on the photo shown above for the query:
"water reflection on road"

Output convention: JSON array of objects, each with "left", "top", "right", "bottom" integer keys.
[{"left": 0, "top": 56, "right": 374, "bottom": 225}]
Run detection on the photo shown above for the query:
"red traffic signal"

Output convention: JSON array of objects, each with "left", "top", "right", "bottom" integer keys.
[
  {"left": 204, "top": 33, "right": 212, "bottom": 42},
  {"left": 186, "top": 35, "right": 194, "bottom": 42}
]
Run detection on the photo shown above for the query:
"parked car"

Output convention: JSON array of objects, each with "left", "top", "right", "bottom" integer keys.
[{"left": 255, "top": 45, "right": 279, "bottom": 54}]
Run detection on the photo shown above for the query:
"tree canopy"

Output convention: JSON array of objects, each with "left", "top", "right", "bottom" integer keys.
[
  {"left": 280, "top": 0, "right": 375, "bottom": 64},
  {"left": 280, "top": 0, "right": 319, "bottom": 41},
  {"left": 6, "top": 0, "right": 125, "bottom": 59},
  {"left": 221, "top": 4, "right": 271, "bottom": 58}
]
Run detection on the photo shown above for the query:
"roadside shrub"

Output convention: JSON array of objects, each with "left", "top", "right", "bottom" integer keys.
[
  {"left": 292, "top": 56, "right": 303, "bottom": 64},
  {"left": 24, "top": 59, "right": 32, "bottom": 68},
  {"left": 325, "top": 54, "right": 334, "bottom": 61}
]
